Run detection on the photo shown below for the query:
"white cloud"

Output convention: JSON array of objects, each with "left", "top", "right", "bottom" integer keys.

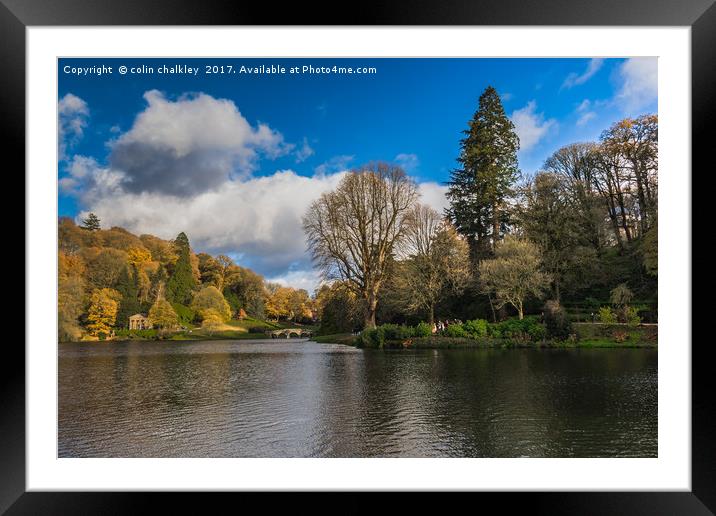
[
  {"left": 614, "top": 57, "right": 658, "bottom": 113},
  {"left": 109, "top": 90, "right": 290, "bottom": 196},
  {"left": 575, "top": 99, "right": 597, "bottom": 126},
  {"left": 267, "top": 269, "right": 324, "bottom": 294},
  {"left": 394, "top": 153, "right": 419, "bottom": 172},
  {"left": 501, "top": 92, "right": 513, "bottom": 102},
  {"left": 314, "top": 154, "right": 354, "bottom": 175},
  {"left": 562, "top": 58, "right": 604, "bottom": 89},
  {"left": 58, "top": 93, "right": 89, "bottom": 159},
  {"left": 80, "top": 170, "right": 347, "bottom": 279},
  {"left": 295, "top": 137, "right": 315, "bottom": 163},
  {"left": 418, "top": 182, "right": 449, "bottom": 215},
  {"left": 510, "top": 101, "right": 556, "bottom": 152}
]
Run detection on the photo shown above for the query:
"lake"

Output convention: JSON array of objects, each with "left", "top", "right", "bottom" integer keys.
[{"left": 58, "top": 340, "right": 657, "bottom": 457}]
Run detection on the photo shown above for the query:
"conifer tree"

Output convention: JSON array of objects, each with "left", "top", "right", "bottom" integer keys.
[
  {"left": 166, "top": 232, "right": 196, "bottom": 305},
  {"left": 80, "top": 212, "right": 101, "bottom": 231},
  {"left": 115, "top": 264, "right": 141, "bottom": 328},
  {"left": 446, "top": 86, "right": 520, "bottom": 262}
]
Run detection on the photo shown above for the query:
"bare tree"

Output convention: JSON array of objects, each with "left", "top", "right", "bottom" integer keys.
[
  {"left": 397, "top": 204, "right": 470, "bottom": 323},
  {"left": 302, "top": 163, "right": 419, "bottom": 329}
]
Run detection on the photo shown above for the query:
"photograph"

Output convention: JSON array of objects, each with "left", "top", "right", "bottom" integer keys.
[{"left": 56, "top": 56, "right": 659, "bottom": 459}]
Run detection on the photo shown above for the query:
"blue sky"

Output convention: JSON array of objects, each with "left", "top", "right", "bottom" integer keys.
[{"left": 58, "top": 57, "right": 657, "bottom": 290}]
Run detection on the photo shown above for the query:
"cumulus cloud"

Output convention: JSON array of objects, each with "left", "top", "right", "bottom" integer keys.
[
  {"left": 58, "top": 93, "right": 89, "bottom": 159},
  {"left": 510, "top": 101, "right": 556, "bottom": 151},
  {"left": 562, "top": 58, "right": 604, "bottom": 89},
  {"left": 80, "top": 170, "right": 346, "bottom": 277},
  {"left": 418, "top": 182, "right": 449, "bottom": 215},
  {"left": 267, "top": 268, "right": 324, "bottom": 294},
  {"left": 614, "top": 57, "right": 657, "bottom": 113},
  {"left": 108, "top": 90, "right": 290, "bottom": 196}
]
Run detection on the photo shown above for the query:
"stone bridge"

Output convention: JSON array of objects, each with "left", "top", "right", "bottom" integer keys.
[{"left": 269, "top": 328, "right": 313, "bottom": 339}]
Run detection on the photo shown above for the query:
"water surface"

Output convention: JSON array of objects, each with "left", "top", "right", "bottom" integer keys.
[{"left": 58, "top": 340, "right": 657, "bottom": 457}]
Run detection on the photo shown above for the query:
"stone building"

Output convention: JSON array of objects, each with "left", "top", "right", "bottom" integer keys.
[{"left": 128, "top": 313, "right": 152, "bottom": 330}]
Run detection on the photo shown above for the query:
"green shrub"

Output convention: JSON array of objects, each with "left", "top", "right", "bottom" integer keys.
[
  {"left": 490, "top": 316, "right": 545, "bottom": 342},
  {"left": 381, "top": 324, "right": 414, "bottom": 341},
  {"left": 359, "top": 327, "right": 384, "bottom": 348},
  {"left": 599, "top": 306, "right": 616, "bottom": 324},
  {"left": 624, "top": 306, "right": 641, "bottom": 326},
  {"left": 463, "top": 319, "right": 488, "bottom": 338},
  {"left": 543, "top": 300, "right": 572, "bottom": 340},
  {"left": 414, "top": 322, "right": 433, "bottom": 337},
  {"left": 444, "top": 324, "right": 468, "bottom": 338},
  {"left": 171, "top": 302, "right": 195, "bottom": 325}
]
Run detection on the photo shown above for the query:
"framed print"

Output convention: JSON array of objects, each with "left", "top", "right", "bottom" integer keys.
[{"left": 7, "top": 0, "right": 714, "bottom": 512}]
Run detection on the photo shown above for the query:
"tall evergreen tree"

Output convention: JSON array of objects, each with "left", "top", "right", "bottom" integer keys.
[
  {"left": 115, "top": 264, "right": 141, "bottom": 328},
  {"left": 445, "top": 86, "right": 520, "bottom": 263},
  {"left": 80, "top": 212, "right": 101, "bottom": 231},
  {"left": 166, "top": 232, "right": 196, "bottom": 305}
]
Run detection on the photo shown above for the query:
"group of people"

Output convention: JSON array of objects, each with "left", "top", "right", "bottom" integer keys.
[{"left": 432, "top": 319, "right": 462, "bottom": 333}]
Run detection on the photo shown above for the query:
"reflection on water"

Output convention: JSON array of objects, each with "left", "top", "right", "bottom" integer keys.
[{"left": 58, "top": 340, "right": 657, "bottom": 457}]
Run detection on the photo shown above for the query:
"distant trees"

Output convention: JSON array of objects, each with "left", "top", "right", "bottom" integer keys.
[
  {"left": 303, "top": 162, "right": 419, "bottom": 328},
  {"left": 446, "top": 86, "right": 520, "bottom": 261},
  {"left": 478, "top": 236, "right": 550, "bottom": 320},
  {"left": 314, "top": 282, "right": 363, "bottom": 334},
  {"left": 516, "top": 172, "right": 598, "bottom": 301},
  {"left": 396, "top": 204, "right": 471, "bottom": 323}
]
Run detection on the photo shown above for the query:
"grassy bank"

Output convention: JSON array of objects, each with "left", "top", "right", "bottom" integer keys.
[
  {"left": 312, "top": 323, "right": 657, "bottom": 349},
  {"left": 89, "top": 316, "right": 318, "bottom": 342},
  {"left": 311, "top": 333, "right": 359, "bottom": 346}
]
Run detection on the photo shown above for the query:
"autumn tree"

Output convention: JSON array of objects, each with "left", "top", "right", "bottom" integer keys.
[
  {"left": 58, "top": 252, "right": 86, "bottom": 341},
  {"left": 86, "top": 288, "right": 121, "bottom": 337},
  {"left": 478, "top": 236, "right": 550, "bottom": 320},
  {"left": 446, "top": 86, "right": 520, "bottom": 262},
  {"left": 190, "top": 285, "right": 231, "bottom": 322},
  {"left": 148, "top": 297, "right": 179, "bottom": 332},
  {"left": 396, "top": 204, "right": 470, "bottom": 323},
  {"left": 303, "top": 162, "right": 419, "bottom": 329},
  {"left": 600, "top": 115, "right": 658, "bottom": 235}
]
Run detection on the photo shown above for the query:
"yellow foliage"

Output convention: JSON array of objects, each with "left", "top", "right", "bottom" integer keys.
[
  {"left": 127, "top": 246, "right": 153, "bottom": 267},
  {"left": 86, "top": 288, "right": 120, "bottom": 337}
]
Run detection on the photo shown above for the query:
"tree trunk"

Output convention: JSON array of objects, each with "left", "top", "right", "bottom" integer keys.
[
  {"left": 428, "top": 304, "right": 435, "bottom": 325},
  {"left": 517, "top": 303, "right": 524, "bottom": 320},
  {"left": 492, "top": 202, "right": 500, "bottom": 251},
  {"left": 364, "top": 291, "right": 378, "bottom": 329},
  {"left": 487, "top": 293, "right": 497, "bottom": 323}
]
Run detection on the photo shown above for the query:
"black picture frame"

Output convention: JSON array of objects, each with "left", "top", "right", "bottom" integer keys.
[{"left": 6, "top": 0, "right": 713, "bottom": 513}]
